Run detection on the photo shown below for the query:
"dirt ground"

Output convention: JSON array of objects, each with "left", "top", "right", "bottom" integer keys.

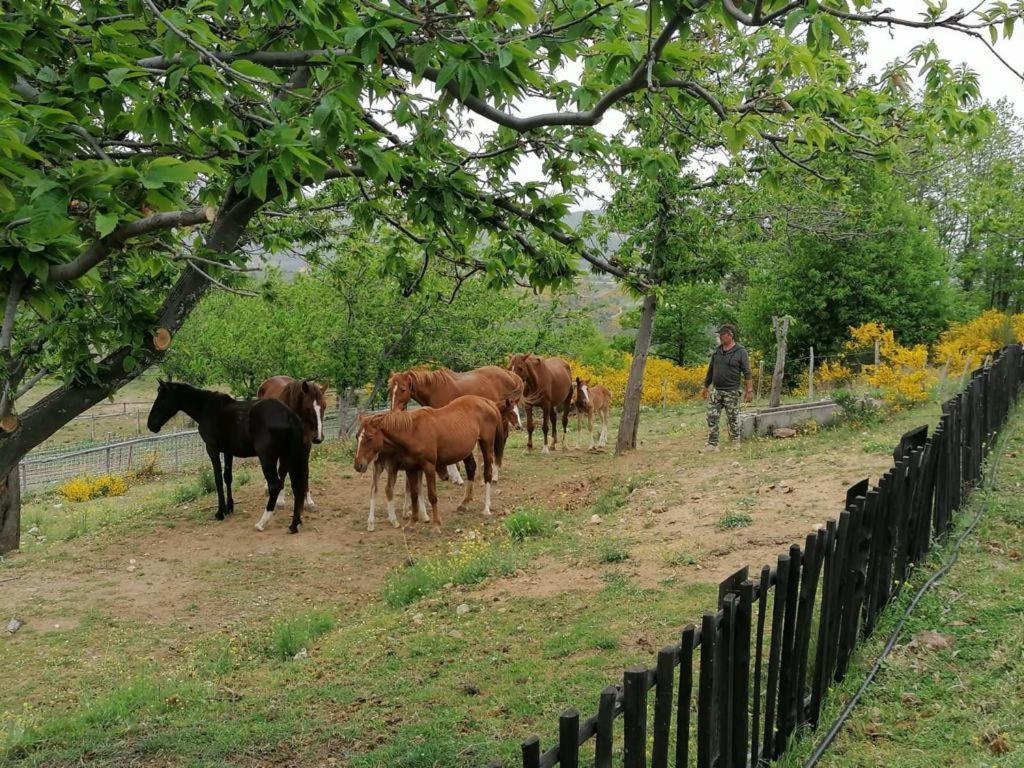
[{"left": 2, "top": 409, "right": 908, "bottom": 638}]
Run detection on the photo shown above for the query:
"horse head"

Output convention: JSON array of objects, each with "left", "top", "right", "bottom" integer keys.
[
  {"left": 508, "top": 354, "right": 538, "bottom": 390},
  {"left": 147, "top": 379, "right": 180, "bottom": 433},
  {"left": 575, "top": 377, "right": 592, "bottom": 410},
  {"left": 299, "top": 380, "right": 327, "bottom": 444},
  {"left": 353, "top": 414, "right": 383, "bottom": 473},
  {"left": 388, "top": 370, "right": 416, "bottom": 411},
  {"left": 498, "top": 397, "right": 522, "bottom": 431}
]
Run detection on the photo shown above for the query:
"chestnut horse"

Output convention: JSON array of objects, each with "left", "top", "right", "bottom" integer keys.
[
  {"left": 388, "top": 365, "right": 523, "bottom": 483},
  {"left": 257, "top": 376, "right": 326, "bottom": 509},
  {"left": 508, "top": 354, "right": 573, "bottom": 453},
  {"left": 574, "top": 377, "right": 612, "bottom": 450},
  {"left": 354, "top": 396, "right": 503, "bottom": 529},
  {"left": 364, "top": 398, "right": 519, "bottom": 532}
]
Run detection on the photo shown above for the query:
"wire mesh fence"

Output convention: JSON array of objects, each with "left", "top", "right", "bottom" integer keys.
[{"left": 19, "top": 413, "right": 343, "bottom": 494}]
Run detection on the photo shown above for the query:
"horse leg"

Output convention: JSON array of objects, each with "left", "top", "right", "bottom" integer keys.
[
  {"left": 561, "top": 401, "right": 570, "bottom": 450},
  {"left": 526, "top": 405, "right": 535, "bottom": 451},
  {"left": 287, "top": 452, "right": 307, "bottom": 534},
  {"left": 384, "top": 464, "right": 400, "bottom": 528},
  {"left": 223, "top": 454, "right": 234, "bottom": 515},
  {"left": 405, "top": 468, "right": 421, "bottom": 530},
  {"left": 367, "top": 459, "right": 381, "bottom": 531},
  {"left": 207, "top": 448, "right": 227, "bottom": 520},
  {"left": 446, "top": 462, "right": 464, "bottom": 486},
  {"left": 303, "top": 443, "right": 315, "bottom": 509},
  {"left": 588, "top": 409, "right": 596, "bottom": 451},
  {"left": 575, "top": 406, "right": 582, "bottom": 450},
  {"left": 424, "top": 464, "right": 441, "bottom": 528},
  {"left": 255, "top": 454, "right": 283, "bottom": 531},
  {"left": 480, "top": 437, "right": 494, "bottom": 516},
  {"left": 457, "top": 453, "right": 476, "bottom": 512},
  {"left": 599, "top": 407, "right": 609, "bottom": 448},
  {"left": 541, "top": 406, "right": 551, "bottom": 454}
]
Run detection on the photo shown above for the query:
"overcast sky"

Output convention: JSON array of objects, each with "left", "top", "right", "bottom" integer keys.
[{"left": 500, "top": 1, "right": 1023, "bottom": 208}]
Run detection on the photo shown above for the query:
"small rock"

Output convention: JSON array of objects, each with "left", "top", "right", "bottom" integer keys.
[
  {"left": 129, "top": 558, "right": 137, "bottom": 565},
  {"left": 293, "top": 648, "right": 308, "bottom": 661},
  {"left": 774, "top": 428, "right": 797, "bottom": 438},
  {"left": 731, "top": 461, "right": 741, "bottom": 468},
  {"left": 466, "top": 531, "right": 477, "bottom": 540},
  {"left": 456, "top": 603, "right": 471, "bottom": 616},
  {"left": 27, "top": 525, "right": 39, "bottom": 535},
  {"left": 460, "top": 682, "right": 481, "bottom": 696},
  {"left": 589, "top": 514, "right": 602, "bottom": 525},
  {"left": 6, "top": 617, "right": 23, "bottom": 634},
  {"left": 442, "top": 582, "right": 454, "bottom": 590},
  {"left": 449, "top": 629, "right": 464, "bottom": 639},
  {"left": 412, "top": 613, "right": 424, "bottom": 625},
  {"left": 126, "top": 565, "right": 136, "bottom": 572}
]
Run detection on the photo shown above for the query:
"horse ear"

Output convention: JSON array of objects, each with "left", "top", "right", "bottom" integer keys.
[{"left": 302, "top": 380, "right": 311, "bottom": 393}]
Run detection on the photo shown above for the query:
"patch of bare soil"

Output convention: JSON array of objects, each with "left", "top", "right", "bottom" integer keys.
[{"left": 2, "top": 421, "right": 898, "bottom": 636}]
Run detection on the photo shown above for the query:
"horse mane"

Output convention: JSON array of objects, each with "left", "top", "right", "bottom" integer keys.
[
  {"left": 167, "top": 381, "right": 235, "bottom": 404},
  {"left": 407, "top": 367, "right": 455, "bottom": 390},
  {"left": 367, "top": 410, "right": 418, "bottom": 432}
]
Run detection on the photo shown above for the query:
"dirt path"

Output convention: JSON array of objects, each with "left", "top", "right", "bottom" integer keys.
[{"left": 2, "top": 412, "right": 907, "bottom": 639}]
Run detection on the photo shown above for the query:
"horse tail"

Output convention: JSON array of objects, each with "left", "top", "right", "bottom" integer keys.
[{"left": 493, "top": 415, "right": 508, "bottom": 468}]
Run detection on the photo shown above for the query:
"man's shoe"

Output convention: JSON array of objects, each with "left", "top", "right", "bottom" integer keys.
[{"left": 699, "top": 444, "right": 720, "bottom": 454}]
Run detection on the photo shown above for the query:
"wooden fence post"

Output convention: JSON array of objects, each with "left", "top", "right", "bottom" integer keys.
[
  {"left": 757, "top": 360, "right": 765, "bottom": 402},
  {"left": 623, "top": 666, "right": 648, "bottom": 768}
]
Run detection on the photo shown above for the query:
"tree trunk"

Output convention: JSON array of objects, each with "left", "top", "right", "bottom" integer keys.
[
  {"left": 769, "top": 316, "right": 790, "bottom": 408},
  {"left": 0, "top": 467, "right": 20, "bottom": 554},
  {"left": 615, "top": 293, "right": 657, "bottom": 455},
  {"left": 0, "top": 192, "right": 262, "bottom": 553}
]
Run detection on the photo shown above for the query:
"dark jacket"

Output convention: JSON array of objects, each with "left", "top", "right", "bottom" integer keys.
[{"left": 704, "top": 343, "right": 752, "bottom": 390}]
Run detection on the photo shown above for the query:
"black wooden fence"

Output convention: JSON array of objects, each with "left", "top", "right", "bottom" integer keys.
[{"left": 487, "top": 344, "right": 1024, "bottom": 768}]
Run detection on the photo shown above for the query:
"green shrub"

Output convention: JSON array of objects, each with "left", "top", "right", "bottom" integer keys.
[
  {"left": 269, "top": 611, "right": 335, "bottom": 659},
  {"left": 505, "top": 508, "right": 549, "bottom": 541}
]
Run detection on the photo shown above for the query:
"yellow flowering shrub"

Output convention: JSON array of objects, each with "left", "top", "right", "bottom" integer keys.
[
  {"left": 846, "top": 322, "right": 896, "bottom": 354},
  {"left": 868, "top": 343, "right": 934, "bottom": 408},
  {"left": 932, "top": 310, "right": 1022, "bottom": 370},
  {"left": 57, "top": 474, "right": 128, "bottom": 503},
  {"left": 568, "top": 354, "right": 708, "bottom": 405}
]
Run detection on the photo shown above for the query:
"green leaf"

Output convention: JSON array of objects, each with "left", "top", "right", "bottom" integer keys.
[
  {"left": 249, "top": 165, "right": 269, "bottom": 200},
  {"left": 95, "top": 212, "right": 118, "bottom": 237},
  {"left": 141, "top": 157, "right": 208, "bottom": 189},
  {"left": 230, "top": 59, "right": 282, "bottom": 83},
  {"left": 504, "top": 0, "right": 538, "bottom": 25}
]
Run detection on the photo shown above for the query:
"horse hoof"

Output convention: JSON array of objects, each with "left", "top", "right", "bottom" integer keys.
[
  {"left": 254, "top": 523, "right": 265, "bottom": 532},
  {"left": 288, "top": 525, "right": 299, "bottom": 534},
  {"left": 482, "top": 509, "right": 492, "bottom": 517},
  {"left": 391, "top": 519, "right": 401, "bottom": 529},
  {"left": 215, "top": 511, "right": 226, "bottom": 521},
  {"left": 367, "top": 522, "right": 375, "bottom": 532}
]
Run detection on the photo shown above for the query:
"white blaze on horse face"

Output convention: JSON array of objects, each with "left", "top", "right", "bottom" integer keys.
[
  {"left": 313, "top": 402, "right": 323, "bottom": 442},
  {"left": 390, "top": 385, "right": 397, "bottom": 410},
  {"left": 581, "top": 383, "right": 591, "bottom": 407},
  {"left": 514, "top": 403, "right": 523, "bottom": 427}
]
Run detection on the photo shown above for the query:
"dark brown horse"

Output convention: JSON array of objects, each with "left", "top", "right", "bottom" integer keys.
[
  {"left": 388, "top": 365, "right": 523, "bottom": 483},
  {"left": 148, "top": 381, "right": 308, "bottom": 533},
  {"left": 508, "top": 354, "right": 573, "bottom": 452},
  {"left": 574, "top": 377, "right": 612, "bottom": 450},
  {"left": 355, "top": 395, "right": 503, "bottom": 529},
  {"left": 258, "top": 375, "right": 326, "bottom": 509}
]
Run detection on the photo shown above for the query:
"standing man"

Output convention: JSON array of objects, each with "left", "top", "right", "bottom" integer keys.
[{"left": 699, "top": 324, "right": 753, "bottom": 452}]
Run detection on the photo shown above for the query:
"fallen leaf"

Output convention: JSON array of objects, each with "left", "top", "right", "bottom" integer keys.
[{"left": 981, "top": 730, "right": 1011, "bottom": 755}]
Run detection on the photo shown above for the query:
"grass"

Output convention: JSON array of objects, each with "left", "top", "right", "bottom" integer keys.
[
  {"left": 716, "top": 512, "right": 753, "bottom": 529},
  {"left": 665, "top": 549, "right": 698, "bottom": 567},
  {"left": 779, "top": 410, "right": 1024, "bottom": 768},
  {"left": 269, "top": 611, "right": 336, "bottom": 659},
  {"left": 504, "top": 508, "right": 549, "bottom": 541},
  {"left": 596, "top": 537, "right": 631, "bottom": 563},
  {"left": 171, "top": 466, "right": 251, "bottom": 505},
  {"left": 2, "top": 399, "right": 971, "bottom": 767}
]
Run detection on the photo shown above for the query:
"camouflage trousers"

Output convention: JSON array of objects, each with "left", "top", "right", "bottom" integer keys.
[{"left": 707, "top": 388, "right": 742, "bottom": 445}]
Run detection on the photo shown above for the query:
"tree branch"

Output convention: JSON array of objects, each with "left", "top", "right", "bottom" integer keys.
[{"left": 48, "top": 207, "right": 216, "bottom": 282}]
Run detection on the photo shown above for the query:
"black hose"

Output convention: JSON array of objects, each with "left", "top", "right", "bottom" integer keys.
[{"left": 802, "top": 413, "right": 1017, "bottom": 768}]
